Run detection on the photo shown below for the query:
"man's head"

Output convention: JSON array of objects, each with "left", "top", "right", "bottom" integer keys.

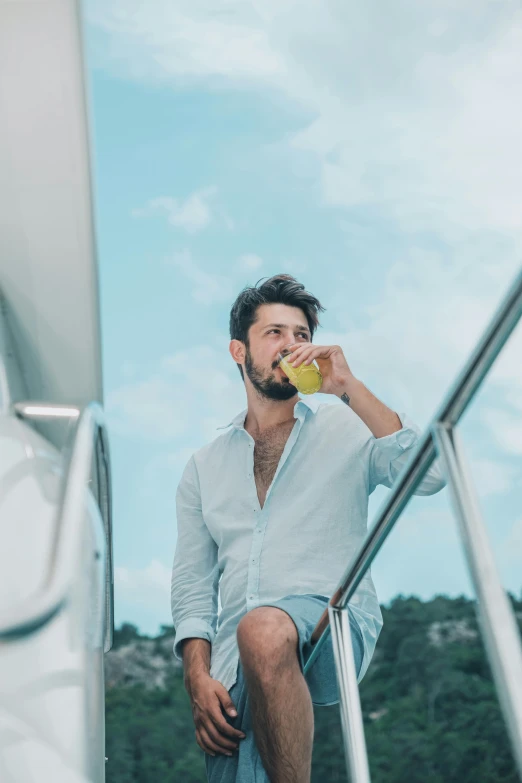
[{"left": 229, "top": 274, "right": 325, "bottom": 401}]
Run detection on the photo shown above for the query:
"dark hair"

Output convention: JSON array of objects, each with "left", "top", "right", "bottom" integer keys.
[{"left": 229, "top": 273, "right": 326, "bottom": 380}]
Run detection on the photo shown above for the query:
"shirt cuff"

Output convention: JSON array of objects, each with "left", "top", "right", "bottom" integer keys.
[
  {"left": 172, "top": 617, "right": 216, "bottom": 662},
  {"left": 372, "top": 411, "right": 420, "bottom": 456}
]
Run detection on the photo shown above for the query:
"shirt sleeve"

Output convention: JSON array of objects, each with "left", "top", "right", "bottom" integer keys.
[
  {"left": 171, "top": 455, "right": 220, "bottom": 662},
  {"left": 367, "top": 412, "right": 446, "bottom": 496}
]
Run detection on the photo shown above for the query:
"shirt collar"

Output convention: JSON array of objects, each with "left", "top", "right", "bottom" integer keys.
[{"left": 217, "top": 396, "right": 320, "bottom": 431}]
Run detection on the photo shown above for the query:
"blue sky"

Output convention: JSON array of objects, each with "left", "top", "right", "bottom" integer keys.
[{"left": 83, "top": 1, "right": 522, "bottom": 635}]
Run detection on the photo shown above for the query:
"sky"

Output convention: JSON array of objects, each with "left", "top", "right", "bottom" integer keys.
[{"left": 82, "top": 0, "right": 522, "bottom": 636}]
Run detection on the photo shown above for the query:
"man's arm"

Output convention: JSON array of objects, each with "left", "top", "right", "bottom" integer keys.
[
  {"left": 334, "top": 375, "right": 402, "bottom": 439},
  {"left": 173, "top": 459, "right": 246, "bottom": 756},
  {"left": 171, "top": 456, "right": 219, "bottom": 666},
  {"left": 334, "top": 378, "right": 445, "bottom": 495},
  {"left": 181, "top": 638, "right": 212, "bottom": 684}
]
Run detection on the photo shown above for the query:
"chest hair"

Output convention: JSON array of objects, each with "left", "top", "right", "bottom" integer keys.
[{"left": 253, "top": 419, "right": 296, "bottom": 502}]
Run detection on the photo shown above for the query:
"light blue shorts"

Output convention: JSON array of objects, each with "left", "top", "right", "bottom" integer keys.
[{"left": 205, "top": 593, "right": 364, "bottom": 783}]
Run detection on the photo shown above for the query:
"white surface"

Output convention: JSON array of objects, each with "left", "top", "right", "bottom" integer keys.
[
  {"left": 0, "top": 415, "right": 107, "bottom": 782},
  {"left": 0, "top": 416, "right": 62, "bottom": 612},
  {"left": 0, "top": 2, "right": 110, "bottom": 779},
  {"left": 0, "top": 0, "right": 103, "bottom": 409}
]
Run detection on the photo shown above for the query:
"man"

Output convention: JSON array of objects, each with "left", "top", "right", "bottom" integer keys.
[{"left": 171, "top": 274, "right": 445, "bottom": 783}]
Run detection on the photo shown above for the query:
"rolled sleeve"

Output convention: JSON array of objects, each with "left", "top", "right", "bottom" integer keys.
[
  {"left": 368, "top": 412, "right": 446, "bottom": 496},
  {"left": 171, "top": 456, "right": 219, "bottom": 663},
  {"left": 173, "top": 617, "right": 216, "bottom": 663}
]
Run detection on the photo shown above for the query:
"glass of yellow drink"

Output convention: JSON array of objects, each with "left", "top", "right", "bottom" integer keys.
[{"left": 278, "top": 348, "right": 323, "bottom": 395}]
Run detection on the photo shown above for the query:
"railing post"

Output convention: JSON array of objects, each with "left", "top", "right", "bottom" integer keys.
[
  {"left": 433, "top": 422, "right": 522, "bottom": 778},
  {"left": 305, "top": 268, "right": 522, "bottom": 783},
  {"left": 329, "top": 606, "right": 371, "bottom": 783}
]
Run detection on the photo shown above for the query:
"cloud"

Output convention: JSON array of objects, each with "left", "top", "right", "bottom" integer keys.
[
  {"left": 481, "top": 319, "right": 522, "bottom": 455},
  {"left": 132, "top": 186, "right": 228, "bottom": 233},
  {"left": 481, "top": 407, "right": 522, "bottom": 456},
  {"left": 115, "top": 555, "right": 225, "bottom": 621},
  {"left": 106, "top": 375, "right": 190, "bottom": 440},
  {"left": 107, "top": 341, "right": 246, "bottom": 443},
  {"left": 470, "top": 458, "right": 518, "bottom": 497},
  {"left": 168, "top": 250, "right": 235, "bottom": 304},
  {"left": 89, "top": 2, "right": 522, "bottom": 241},
  {"left": 372, "top": 503, "right": 476, "bottom": 602},
  {"left": 314, "top": 256, "right": 521, "bottom": 431},
  {"left": 373, "top": 498, "right": 521, "bottom": 604},
  {"left": 165, "top": 446, "right": 205, "bottom": 473},
  {"left": 116, "top": 559, "right": 171, "bottom": 591},
  {"left": 239, "top": 253, "right": 263, "bottom": 270},
  {"left": 500, "top": 518, "right": 522, "bottom": 568},
  {"left": 90, "top": 4, "right": 522, "bottom": 435},
  {"left": 115, "top": 559, "right": 172, "bottom": 615},
  {"left": 87, "top": 0, "right": 286, "bottom": 85}
]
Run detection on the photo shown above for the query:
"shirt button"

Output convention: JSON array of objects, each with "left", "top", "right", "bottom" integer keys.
[{"left": 397, "top": 430, "right": 416, "bottom": 450}]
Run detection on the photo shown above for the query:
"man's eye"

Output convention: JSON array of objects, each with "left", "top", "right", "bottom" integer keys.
[{"left": 267, "top": 329, "right": 308, "bottom": 338}]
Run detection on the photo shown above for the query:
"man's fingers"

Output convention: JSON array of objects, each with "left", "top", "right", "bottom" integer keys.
[
  {"left": 215, "top": 686, "right": 243, "bottom": 726},
  {"left": 210, "top": 712, "right": 245, "bottom": 742},
  {"left": 195, "top": 729, "right": 214, "bottom": 757},
  {"left": 203, "top": 717, "right": 239, "bottom": 751},
  {"left": 191, "top": 681, "right": 245, "bottom": 758},
  {"left": 197, "top": 726, "right": 221, "bottom": 756},
  {"left": 210, "top": 701, "right": 246, "bottom": 741},
  {"left": 288, "top": 345, "right": 315, "bottom": 365},
  {"left": 199, "top": 725, "right": 234, "bottom": 757}
]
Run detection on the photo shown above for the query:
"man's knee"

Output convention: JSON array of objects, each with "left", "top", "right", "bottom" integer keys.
[{"left": 237, "top": 607, "right": 299, "bottom": 669}]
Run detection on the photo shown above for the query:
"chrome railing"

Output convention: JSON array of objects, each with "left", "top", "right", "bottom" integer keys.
[
  {"left": 304, "top": 266, "right": 522, "bottom": 782},
  {"left": 0, "top": 402, "right": 114, "bottom": 654}
]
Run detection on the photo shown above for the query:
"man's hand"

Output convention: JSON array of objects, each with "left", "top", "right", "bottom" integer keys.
[
  {"left": 285, "top": 342, "right": 355, "bottom": 397},
  {"left": 287, "top": 341, "right": 403, "bottom": 437},
  {"left": 185, "top": 672, "right": 246, "bottom": 757}
]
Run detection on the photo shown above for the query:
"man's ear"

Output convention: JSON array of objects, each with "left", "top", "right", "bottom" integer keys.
[{"left": 229, "top": 339, "right": 245, "bottom": 364}]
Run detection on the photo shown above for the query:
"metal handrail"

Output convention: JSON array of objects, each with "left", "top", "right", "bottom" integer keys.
[
  {"left": 306, "top": 264, "right": 522, "bottom": 657},
  {"left": 0, "top": 402, "right": 114, "bottom": 653},
  {"left": 304, "top": 265, "right": 522, "bottom": 782}
]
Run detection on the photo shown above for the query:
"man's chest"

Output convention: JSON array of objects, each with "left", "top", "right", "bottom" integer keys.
[
  {"left": 252, "top": 421, "right": 296, "bottom": 507},
  {"left": 198, "top": 414, "right": 366, "bottom": 540}
]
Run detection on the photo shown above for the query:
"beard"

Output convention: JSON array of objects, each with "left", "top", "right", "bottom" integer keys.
[{"left": 244, "top": 346, "right": 297, "bottom": 401}]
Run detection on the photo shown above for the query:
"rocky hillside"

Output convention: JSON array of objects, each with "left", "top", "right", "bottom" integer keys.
[
  {"left": 105, "top": 626, "right": 182, "bottom": 690},
  {"left": 104, "top": 606, "right": 490, "bottom": 691}
]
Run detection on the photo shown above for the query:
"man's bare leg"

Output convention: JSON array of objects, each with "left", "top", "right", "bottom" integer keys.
[{"left": 236, "top": 607, "right": 314, "bottom": 783}]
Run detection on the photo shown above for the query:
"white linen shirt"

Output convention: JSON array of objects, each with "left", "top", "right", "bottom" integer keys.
[{"left": 171, "top": 397, "right": 446, "bottom": 690}]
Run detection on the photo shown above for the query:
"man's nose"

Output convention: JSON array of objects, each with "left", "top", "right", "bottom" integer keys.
[{"left": 274, "top": 341, "right": 292, "bottom": 365}]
